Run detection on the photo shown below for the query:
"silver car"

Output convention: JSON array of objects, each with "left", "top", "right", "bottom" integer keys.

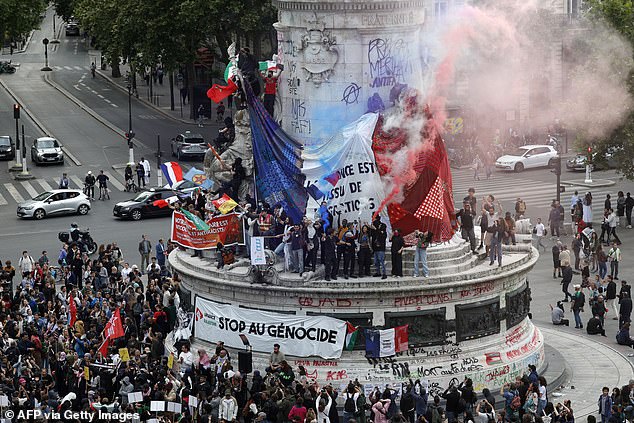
[
  {"left": 17, "top": 189, "right": 91, "bottom": 220},
  {"left": 31, "top": 137, "right": 64, "bottom": 165}
]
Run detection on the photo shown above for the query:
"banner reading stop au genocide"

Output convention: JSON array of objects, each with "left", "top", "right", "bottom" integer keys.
[
  {"left": 171, "top": 211, "right": 243, "bottom": 250},
  {"left": 194, "top": 297, "right": 347, "bottom": 359}
]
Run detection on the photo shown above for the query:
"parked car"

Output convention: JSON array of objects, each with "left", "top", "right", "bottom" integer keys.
[
  {"left": 170, "top": 131, "right": 207, "bottom": 160},
  {"left": 495, "top": 145, "right": 559, "bottom": 172},
  {"left": 0, "top": 136, "right": 15, "bottom": 160},
  {"left": 566, "top": 150, "right": 618, "bottom": 172},
  {"left": 17, "top": 189, "right": 90, "bottom": 220},
  {"left": 113, "top": 188, "right": 178, "bottom": 221},
  {"left": 31, "top": 137, "right": 64, "bottom": 165},
  {"left": 65, "top": 23, "right": 80, "bottom": 36}
]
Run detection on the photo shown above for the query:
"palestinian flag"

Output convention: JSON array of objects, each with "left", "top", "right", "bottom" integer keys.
[
  {"left": 345, "top": 322, "right": 359, "bottom": 351},
  {"left": 180, "top": 208, "right": 210, "bottom": 231}
]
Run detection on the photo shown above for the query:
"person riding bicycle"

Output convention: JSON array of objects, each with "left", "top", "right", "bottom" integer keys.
[
  {"left": 96, "top": 170, "right": 110, "bottom": 199},
  {"left": 124, "top": 164, "right": 135, "bottom": 191},
  {"left": 90, "top": 62, "right": 96, "bottom": 78},
  {"left": 84, "top": 171, "right": 96, "bottom": 200}
]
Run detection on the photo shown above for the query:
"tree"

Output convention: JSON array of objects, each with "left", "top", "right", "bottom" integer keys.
[
  {"left": 0, "top": 0, "right": 46, "bottom": 43},
  {"left": 53, "top": 0, "right": 75, "bottom": 22},
  {"left": 583, "top": 0, "right": 634, "bottom": 179}
]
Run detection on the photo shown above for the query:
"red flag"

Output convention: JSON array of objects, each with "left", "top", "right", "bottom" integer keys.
[
  {"left": 207, "top": 79, "right": 238, "bottom": 104},
  {"left": 99, "top": 308, "right": 124, "bottom": 356},
  {"left": 394, "top": 325, "right": 409, "bottom": 353},
  {"left": 69, "top": 295, "right": 77, "bottom": 328}
]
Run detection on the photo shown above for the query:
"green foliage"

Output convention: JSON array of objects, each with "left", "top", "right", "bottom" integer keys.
[
  {"left": 72, "top": 0, "right": 277, "bottom": 73},
  {"left": 53, "top": 0, "right": 74, "bottom": 22},
  {"left": 0, "top": 0, "right": 46, "bottom": 40},
  {"left": 583, "top": 0, "right": 634, "bottom": 179}
]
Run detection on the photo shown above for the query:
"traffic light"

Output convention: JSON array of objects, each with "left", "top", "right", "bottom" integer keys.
[
  {"left": 125, "top": 131, "right": 135, "bottom": 148},
  {"left": 13, "top": 104, "right": 20, "bottom": 119},
  {"left": 587, "top": 146, "right": 593, "bottom": 164}
]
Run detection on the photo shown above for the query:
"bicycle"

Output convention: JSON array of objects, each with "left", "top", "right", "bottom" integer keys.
[
  {"left": 99, "top": 185, "right": 110, "bottom": 200},
  {"left": 125, "top": 178, "right": 138, "bottom": 193},
  {"left": 83, "top": 183, "right": 95, "bottom": 200}
]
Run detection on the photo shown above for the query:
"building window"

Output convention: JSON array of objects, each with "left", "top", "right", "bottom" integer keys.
[{"left": 434, "top": 1, "right": 448, "bottom": 17}]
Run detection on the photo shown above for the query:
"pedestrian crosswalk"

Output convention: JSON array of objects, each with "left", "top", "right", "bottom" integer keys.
[
  {"left": 0, "top": 171, "right": 132, "bottom": 207},
  {"left": 52, "top": 65, "right": 93, "bottom": 72},
  {"left": 451, "top": 168, "right": 618, "bottom": 219}
]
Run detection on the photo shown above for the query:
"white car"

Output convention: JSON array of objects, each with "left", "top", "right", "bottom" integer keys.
[
  {"left": 17, "top": 189, "right": 91, "bottom": 220},
  {"left": 495, "top": 145, "right": 559, "bottom": 172}
]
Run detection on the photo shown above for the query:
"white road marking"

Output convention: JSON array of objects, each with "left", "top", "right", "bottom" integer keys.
[
  {"left": 110, "top": 103, "right": 119, "bottom": 108},
  {"left": 36, "top": 179, "right": 53, "bottom": 191},
  {"left": 73, "top": 85, "right": 82, "bottom": 91},
  {"left": 20, "top": 181, "right": 38, "bottom": 198},
  {"left": 70, "top": 175, "right": 84, "bottom": 189},
  {"left": 97, "top": 94, "right": 104, "bottom": 98},
  {"left": 4, "top": 183, "right": 24, "bottom": 203},
  {"left": 64, "top": 66, "right": 73, "bottom": 70},
  {"left": 103, "top": 171, "right": 125, "bottom": 191},
  {"left": 0, "top": 192, "right": 7, "bottom": 206},
  {"left": 74, "top": 66, "right": 83, "bottom": 70}
]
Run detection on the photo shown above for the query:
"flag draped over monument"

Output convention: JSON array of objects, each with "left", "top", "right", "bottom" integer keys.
[{"left": 245, "top": 81, "right": 307, "bottom": 224}]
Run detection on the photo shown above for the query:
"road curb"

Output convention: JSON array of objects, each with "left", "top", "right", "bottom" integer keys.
[
  {"left": 0, "top": 75, "right": 83, "bottom": 167},
  {"left": 41, "top": 72, "right": 150, "bottom": 152},
  {"left": 95, "top": 70, "right": 195, "bottom": 125},
  {"left": 561, "top": 179, "right": 616, "bottom": 188}
]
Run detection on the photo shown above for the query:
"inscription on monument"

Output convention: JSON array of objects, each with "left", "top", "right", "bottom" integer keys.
[{"left": 362, "top": 13, "right": 415, "bottom": 27}]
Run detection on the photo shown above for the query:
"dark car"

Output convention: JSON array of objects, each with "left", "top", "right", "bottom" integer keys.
[
  {"left": 566, "top": 150, "right": 617, "bottom": 172},
  {"left": 31, "top": 137, "right": 64, "bottom": 165},
  {"left": 65, "top": 23, "right": 80, "bottom": 36},
  {"left": 170, "top": 131, "right": 206, "bottom": 160},
  {"left": 0, "top": 136, "right": 15, "bottom": 160},
  {"left": 113, "top": 188, "right": 178, "bottom": 221}
]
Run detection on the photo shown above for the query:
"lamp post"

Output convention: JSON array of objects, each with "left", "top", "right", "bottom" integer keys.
[
  {"left": 126, "top": 72, "right": 135, "bottom": 164},
  {"left": 10, "top": 104, "right": 21, "bottom": 171},
  {"left": 157, "top": 134, "right": 162, "bottom": 187},
  {"left": 50, "top": 14, "right": 60, "bottom": 44},
  {"left": 41, "top": 38, "right": 52, "bottom": 71}
]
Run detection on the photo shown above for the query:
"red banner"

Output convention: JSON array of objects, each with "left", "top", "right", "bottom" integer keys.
[{"left": 171, "top": 211, "right": 243, "bottom": 250}]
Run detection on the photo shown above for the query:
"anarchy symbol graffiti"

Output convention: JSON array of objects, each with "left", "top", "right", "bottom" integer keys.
[{"left": 341, "top": 82, "right": 361, "bottom": 105}]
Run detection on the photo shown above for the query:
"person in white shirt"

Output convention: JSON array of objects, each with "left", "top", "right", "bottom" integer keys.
[
  {"left": 533, "top": 218, "right": 546, "bottom": 252},
  {"left": 18, "top": 251, "right": 34, "bottom": 277},
  {"left": 219, "top": 390, "right": 238, "bottom": 421},
  {"left": 141, "top": 157, "right": 151, "bottom": 185},
  {"left": 121, "top": 263, "right": 133, "bottom": 282},
  {"left": 607, "top": 209, "right": 621, "bottom": 245},
  {"left": 608, "top": 242, "right": 621, "bottom": 280},
  {"left": 178, "top": 344, "right": 194, "bottom": 372},
  {"left": 316, "top": 390, "right": 333, "bottom": 423}
]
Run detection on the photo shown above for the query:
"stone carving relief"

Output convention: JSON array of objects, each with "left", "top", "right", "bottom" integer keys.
[
  {"left": 506, "top": 284, "right": 532, "bottom": 329},
  {"left": 299, "top": 14, "right": 338, "bottom": 86},
  {"left": 456, "top": 299, "right": 500, "bottom": 342}
]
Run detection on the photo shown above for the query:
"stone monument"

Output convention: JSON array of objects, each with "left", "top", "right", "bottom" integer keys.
[{"left": 273, "top": 0, "right": 426, "bottom": 144}]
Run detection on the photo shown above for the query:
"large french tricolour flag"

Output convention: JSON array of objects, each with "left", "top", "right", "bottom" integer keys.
[
  {"left": 365, "top": 325, "right": 409, "bottom": 358},
  {"left": 161, "top": 162, "right": 184, "bottom": 187}
]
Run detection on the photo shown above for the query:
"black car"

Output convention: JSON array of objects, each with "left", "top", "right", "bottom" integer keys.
[
  {"left": 65, "top": 23, "right": 80, "bottom": 36},
  {"left": 0, "top": 136, "right": 15, "bottom": 160},
  {"left": 113, "top": 188, "right": 178, "bottom": 220}
]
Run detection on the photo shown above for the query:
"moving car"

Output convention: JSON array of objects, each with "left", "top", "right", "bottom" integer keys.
[
  {"left": 170, "top": 131, "right": 207, "bottom": 160},
  {"left": 0, "top": 136, "right": 15, "bottom": 160},
  {"left": 495, "top": 145, "right": 558, "bottom": 173},
  {"left": 17, "top": 189, "right": 91, "bottom": 220},
  {"left": 31, "top": 137, "right": 64, "bottom": 165},
  {"left": 167, "top": 179, "right": 200, "bottom": 195},
  {"left": 65, "top": 23, "right": 80, "bottom": 36},
  {"left": 113, "top": 188, "right": 178, "bottom": 221}
]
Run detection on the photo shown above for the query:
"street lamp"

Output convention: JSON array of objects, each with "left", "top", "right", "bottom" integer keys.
[
  {"left": 50, "top": 14, "right": 60, "bottom": 44},
  {"left": 125, "top": 72, "right": 135, "bottom": 164},
  {"left": 41, "top": 38, "right": 52, "bottom": 71}
]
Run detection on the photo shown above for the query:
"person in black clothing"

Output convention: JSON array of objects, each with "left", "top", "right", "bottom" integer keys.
[
  {"left": 322, "top": 228, "right": 338, "bottom": 281},
  {"left": 390, "top": 229, "right": 405, "bottom": 277},
  {"left": 619, "top": 291, "right": 632, "bottom": 329},
  {"left": 370, "top": 216, "right": 388, "bottom": 279},
  {"left": 84, "top": 171, "right": 96, "bottom": 200},
  {"left": 231, "top": 158, "right": 246, "bottom": 200},
  {"left": 625, "top": 192, "right": 634, "bottom": 228},
  {"left": 441, "top": 385, "right": 461, "bottom": 423},
  {"left": 357, "top": 225, "right": 372, "bottom": 277},
  {"left": 552, "top": 243, "right": 561, "bottom": 279},
  {"left": 587, "top": 315, "right": 606, "bottom": 336},
  {"left": 560, "top": 264, "right": 573, "bottom": 302},
  {"left": 341, "top": 231, "right": 357, "bottom": 279},
  {"left": 572, "top": 234, "right": 583, "bottom": 271},
  {"left": 457, "top": 203, "right": 476, "bottom": 253}
]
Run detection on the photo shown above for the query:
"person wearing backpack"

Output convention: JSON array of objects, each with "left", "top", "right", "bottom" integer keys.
[
  {"left": 343, "top": 384, "right": 361, "bottom": 423},
  {"left": 426, "top": 396, "right": 441, "bottom": 423},
  {"left": 501, "top": 383, "right": 520, "bottom": 422}
]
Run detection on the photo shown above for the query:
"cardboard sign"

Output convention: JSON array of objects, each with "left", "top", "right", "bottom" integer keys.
[{"left": 119, "top": 348, "right": 130, "bottom": 362}]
